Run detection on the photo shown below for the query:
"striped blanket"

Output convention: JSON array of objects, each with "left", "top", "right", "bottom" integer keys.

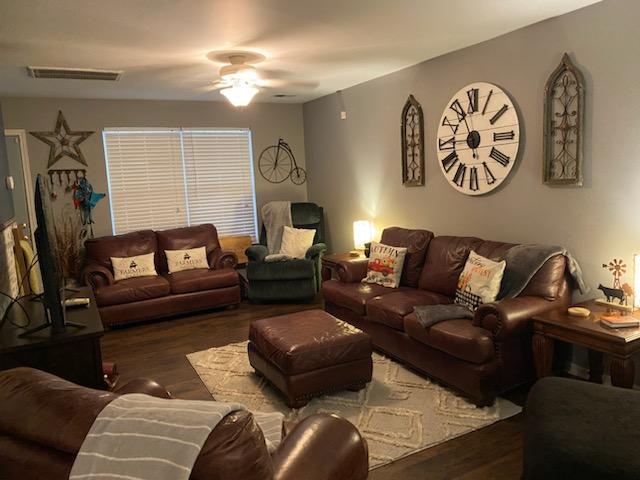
[{"left": 70, "top": 394, "right": 283, "bottom": 480}]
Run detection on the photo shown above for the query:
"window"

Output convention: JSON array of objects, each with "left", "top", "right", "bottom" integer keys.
[{"left": 103, "top": 128, "right": 258, "bottom": 240}]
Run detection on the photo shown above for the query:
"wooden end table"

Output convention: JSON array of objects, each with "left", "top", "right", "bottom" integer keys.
[
  {"left": 532, "top": 299, "right": 640, "bottom": 388},
  {"left": 321, "top": 252, "right": 366, "bottom": 282}
]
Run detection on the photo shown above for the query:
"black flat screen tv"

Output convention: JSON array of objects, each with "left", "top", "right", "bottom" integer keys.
[{"left": 32, "top": 174, "right": 66, "bottom": 333}]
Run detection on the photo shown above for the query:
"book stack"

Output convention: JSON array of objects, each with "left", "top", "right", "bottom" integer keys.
[{"left": 600, "top": 313, "right": 640, "bottom": 329}]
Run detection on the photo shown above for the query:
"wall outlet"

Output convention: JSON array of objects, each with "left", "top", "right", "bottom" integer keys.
[
  {"left": 340, "top": 111, "right": 347, "bottom": 120},
  {"left": 5, "top": 176, "right": 14, "bottom": 190}
]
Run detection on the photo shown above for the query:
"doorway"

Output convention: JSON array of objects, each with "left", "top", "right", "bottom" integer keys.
[{"left": 4, "top": 130, "right": 35, "bottom": 240}]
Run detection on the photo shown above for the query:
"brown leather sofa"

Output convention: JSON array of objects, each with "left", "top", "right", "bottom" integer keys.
[
  {"left": 0, "top": 368, "right": 369, "bottom": 480},
  {"left": 322, "top": 227, "right": 572, "bottom": 406},
  {"left": 82, "top": 224, "right": 241, "bottom": 327}
]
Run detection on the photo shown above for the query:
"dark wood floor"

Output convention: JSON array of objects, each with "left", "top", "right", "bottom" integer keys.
[{"left": 102, "top": 298, "right": 526, "bottom": 480}]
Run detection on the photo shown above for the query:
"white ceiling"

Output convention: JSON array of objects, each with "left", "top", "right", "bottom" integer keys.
[{"left": 0, "top": 0, "right": 600, "bottom": 104}]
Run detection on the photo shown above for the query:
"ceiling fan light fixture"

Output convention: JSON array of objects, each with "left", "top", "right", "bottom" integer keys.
[
  {"left": 219, "top": 64, "right": 259, "bottom": 82},
  {"left": 220, "top": 81, "right": 259, "bottom": 107}
]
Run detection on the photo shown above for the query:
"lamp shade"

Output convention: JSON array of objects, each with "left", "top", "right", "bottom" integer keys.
[
  {"left": 353, "top": 220, "right": 374, "bottom": 250},
  {"left": 220, "top": 83, "right": 259, "bottom": 107}
]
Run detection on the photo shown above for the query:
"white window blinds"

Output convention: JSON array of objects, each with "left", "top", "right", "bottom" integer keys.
[
  {"left": 103, "top": 129, "right": 187, "bottom": 234},
  {"left": 103, "top": 128, "right": 258, "bottom": 239},
  {"left": 182, "top": 130, "right": 257, "bottom": 238}
]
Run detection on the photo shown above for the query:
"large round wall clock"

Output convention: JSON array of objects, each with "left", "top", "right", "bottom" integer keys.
[{"left": 436, "top": 82, "right": 520, "bottom": 195}]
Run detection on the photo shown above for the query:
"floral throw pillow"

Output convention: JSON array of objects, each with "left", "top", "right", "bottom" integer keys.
[
  {"left": 362, "top": 242, "right": 407, "bottom": 289},
  {"left": 454, "top": 250, "right": 506, "bottom": 311}
]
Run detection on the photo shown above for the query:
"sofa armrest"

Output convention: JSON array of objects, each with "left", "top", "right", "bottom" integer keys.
[
  {"left": 336, "top": 259, "right": 369, "bottom": 283},
  {"left": 474, "top": 296, "right": 560, "bottom": 342},
  {"left": 305, "top": 243, "right": 327, "bottom": 260},
  {"left": 246, "top": 244, "right": 269, "bottom": 263},
  {"left": 272, "top": 413, "right": 368, "bottom": 480},
  {"left": 112, "top": 378, "right": 172, "bottom": 399},
  {"left": 211, "top": 249, "right": 238, "bottom": 270},
  {"left": 80, "top": 264, "right": 114, "bottom": 290}
]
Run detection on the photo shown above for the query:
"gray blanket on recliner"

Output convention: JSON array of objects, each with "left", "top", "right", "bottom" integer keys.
[{"left": 414, "top": 244, "right": 586, "bottom": 329}]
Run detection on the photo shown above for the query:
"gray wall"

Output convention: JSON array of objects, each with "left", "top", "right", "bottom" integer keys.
[
  {"left": 0, "top": 97, "right": 307, "bottom": 238},
  {"left": 303, "top": 0, "right": 640, "bottom": 300}
]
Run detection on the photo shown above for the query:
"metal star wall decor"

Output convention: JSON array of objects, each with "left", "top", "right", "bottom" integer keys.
[{"left": 29, "top": 110, "right": 94, "bottom": 168}]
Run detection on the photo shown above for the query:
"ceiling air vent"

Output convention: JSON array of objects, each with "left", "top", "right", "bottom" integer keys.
[
  {"left": 27, "top": 66, "right": 123, "bottom": 81},
  {"left": 272, "top": 94, "right": 296, "bottom": 98}
]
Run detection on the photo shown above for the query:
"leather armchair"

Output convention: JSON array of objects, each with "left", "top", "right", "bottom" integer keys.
[
  {"left": 0, "top": 368, "right": 369, "bottom": 480},
  {"left": 246, "top": 202, "right": 327, "bottom": 303}
]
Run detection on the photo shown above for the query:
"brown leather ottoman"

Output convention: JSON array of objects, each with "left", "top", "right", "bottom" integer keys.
[{"left": 248, "top": 309, "right": 373, "bottom": 408}]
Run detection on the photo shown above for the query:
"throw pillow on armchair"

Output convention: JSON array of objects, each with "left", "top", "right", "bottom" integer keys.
[{"left": 278, "top": 226, "right": 316, "bottom": 258}]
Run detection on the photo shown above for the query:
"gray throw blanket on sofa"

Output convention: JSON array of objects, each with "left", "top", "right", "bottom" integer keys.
[
  {"left": 497, "top": 244, "right": 586, "bottom": 299},
  {"left": 70, "top": 394, "right": 283, "bottom": 480},
  {"left": 262, "top": 201, "right": 292, "bottom": 254},
  {"left": 414, "top": 244, "right": 586, "bottom": 329},
  {"left": 414, "top": 304, "right": 473, "bottom": 328}
]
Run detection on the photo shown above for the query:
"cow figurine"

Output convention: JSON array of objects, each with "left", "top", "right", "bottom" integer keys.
[{"left": 598, "top": 284, "right": 626, "bottom": 305}]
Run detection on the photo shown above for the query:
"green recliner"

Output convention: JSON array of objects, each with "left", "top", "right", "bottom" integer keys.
[{"left": 245, "top": 202, "right": 326, "bottom": 303}]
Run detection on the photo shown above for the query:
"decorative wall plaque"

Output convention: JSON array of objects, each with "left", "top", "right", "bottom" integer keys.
[
  {"left": 401, "top": 95, "right": 425, "bottom": 186},
  {"left": 30, "top": 110, "right": 94, "bottom": 168},
  {"left": 543, "top": 53, "right": 585, "bottom": 186}
]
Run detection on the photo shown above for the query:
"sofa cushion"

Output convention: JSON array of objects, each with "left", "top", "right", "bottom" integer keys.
[
  {"left": 95, "top": 275, "right": 170, "bottom": 307},
  {"left": 156, "top": 224, "right": 221, "bottom": 274},
  {"left": 247, "top": 258, "right": 315, "bottom": 281},
  {"left": 249, "top": 310, "right": 372, "bottom": 374},
  {"left": 166, "top": 268, "right": 239, "bottom": 295},
  {"left": 366, "top": 290, "right": 451, "bottom": 331},
  {"left": 474, "top": 240, "right": 516, "bottom": 261},
  {"left": 418, "top": 236, "right": 483, "bottom": 297},
  {"left": 322, "top": 280, "right": 397, "bottom": 316},
  {"left": 404, "top": 313, "right": 494, "bottom": 364},
  {"left": 380, "top": 227, "right": 434, "bottom": 288},
  {"left": 84, "top": 229, "right": 158, "bottom": 272}
]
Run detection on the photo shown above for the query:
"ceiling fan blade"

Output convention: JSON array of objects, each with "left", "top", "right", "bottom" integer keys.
[{"left": 258, "top": 78, "right": 318, "bottom": 89}]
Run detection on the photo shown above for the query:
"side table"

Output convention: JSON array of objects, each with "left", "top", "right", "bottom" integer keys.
[
  {"left": 321, "top": 252, "right": 366, "bottom": 282},
  {"left": 532, "top": 299, "right": 640, "bottom": 388}
]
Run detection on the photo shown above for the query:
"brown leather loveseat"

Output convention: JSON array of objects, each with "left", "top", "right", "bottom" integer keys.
[
  {"left": 82, "top": 224, "right": 241, "bottom": 327},
  {"left": 323, "top": 227, "right": 572, "bottom": 406},
  {"left": 0, "top": 368, "right": 369, "bottom": 480}
]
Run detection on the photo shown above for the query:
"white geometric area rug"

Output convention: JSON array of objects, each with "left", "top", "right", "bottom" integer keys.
[{"left": 187, "top": 341, "right": 521, "bottom": 469}]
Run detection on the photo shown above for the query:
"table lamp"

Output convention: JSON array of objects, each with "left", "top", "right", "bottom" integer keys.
[
  {"left": 634, "top": 254, "right": 640, "bottom": 310},
  {"left": 352, "top": 220, "right": 374, "bottom": 256}
]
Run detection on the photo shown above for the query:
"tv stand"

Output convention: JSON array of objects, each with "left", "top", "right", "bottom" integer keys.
[{"left": 0, "top": 287, "right": 105, "bottom": 389}]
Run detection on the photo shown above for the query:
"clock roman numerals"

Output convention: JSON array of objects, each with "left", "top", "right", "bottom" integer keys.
[
  {"left": 449, "top": 99, "right": 466, "bottom": 121},
  {"left": 469, "top": 166, "right": 479, "bottom": 191},
  {"left": 489, "top": 147, "right": 510, "bottom": 166},
  {"left": 493, "top": 130, "right": 515, "bottom": 141},
  {"left": 438, "top": 136, "right": 456, "bottom": 150},
  {"left": 467, "top": 88, "right": 479, "bottom": 113},
  {"left": 453, "top": 163, "right": 467, "bottom": 187},
  {"left": 441, "top": 151, "right": 459, "bottom": 173},
  {"left": 441, "top": 116, "right": 459, "bottom": 134},
  {"left": 481, "top": 89, "right": 493, "bottom": 115},
  {"left": 482, "top": 162, "right": 496, "bottom": 185},
  {"left": 489, "top": 104, "right": 509, "bottom": 125}
]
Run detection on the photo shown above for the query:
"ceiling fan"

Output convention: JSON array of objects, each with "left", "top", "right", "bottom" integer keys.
[
  {"left": 207, "top": 51, "right": 315, "bottom": 107},
  {"left": 207, "top": 51, "right": 263, "bottom": 106}
]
